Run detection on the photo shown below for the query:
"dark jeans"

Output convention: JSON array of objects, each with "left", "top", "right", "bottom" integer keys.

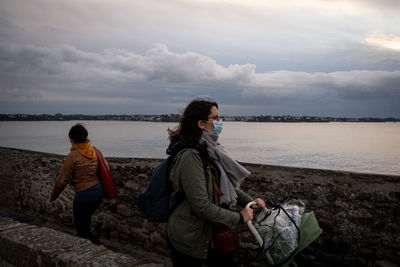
[
  {"left": 73, "top": 183, "right": 104, "bottom": 245},
  {"left": 206, "top": 249, "right": 235, "bottom": 267},
  {"left": 170, "top": 244, "right": 235, "bottom": 267}
]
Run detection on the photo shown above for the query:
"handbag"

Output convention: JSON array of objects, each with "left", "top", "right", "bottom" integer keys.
[
  {"left": 212, "top": 223, "right": 239, "bottom": 254},
  {"left": 93, "top": 147, "right": 119, "bottom": 199},
  {"left": 211, "top": 172, "right": 239, "bottom": 254}
]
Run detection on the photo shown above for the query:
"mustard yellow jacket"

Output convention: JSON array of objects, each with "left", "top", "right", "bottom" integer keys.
[{"left": 50, "top": 150, "right": 109, "bottom": 200}]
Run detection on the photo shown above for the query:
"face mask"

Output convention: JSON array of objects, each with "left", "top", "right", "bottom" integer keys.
[{"left": 210, "top": 119, "right": 223, "bottom": 136}]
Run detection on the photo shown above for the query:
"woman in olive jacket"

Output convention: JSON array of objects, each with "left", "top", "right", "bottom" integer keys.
[{"left": 167, "top": 99, "right": 265, "bottom": 266}]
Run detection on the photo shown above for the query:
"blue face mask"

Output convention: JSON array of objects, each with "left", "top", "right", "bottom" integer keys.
[{"left": 210, "top": 119, "right": 223, "bottom": 136}]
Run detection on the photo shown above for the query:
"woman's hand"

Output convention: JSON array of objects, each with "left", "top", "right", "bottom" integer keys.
[
  {"left": 240, "top": 207, "right": 254, "bottom": 223},
  {"left": 251, "top": 198, "right": 266, "bottom": 209}
]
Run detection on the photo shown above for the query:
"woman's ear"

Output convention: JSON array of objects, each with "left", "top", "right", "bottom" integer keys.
[{"left": 198, "top": 120, "right": 206, "bottom": 130}]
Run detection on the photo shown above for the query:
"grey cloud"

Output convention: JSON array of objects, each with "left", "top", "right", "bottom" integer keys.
[
  {"left": 0, "top": 12, "right": 21, "bottom": 42},
  {"left": 0, "top": 87, "right": 43, "bottom": 100},
  {"left": 242, "top": 70, "right": 400, "bottom": 100},
  {"left": 0, "top": 43, "right": 399, "bottom": 116},
  {"left": 1, "top": 0, "right": 399, "bottom": 75},
  {"left": 0, "top": 43, "right": 254, "bottom": 87}
]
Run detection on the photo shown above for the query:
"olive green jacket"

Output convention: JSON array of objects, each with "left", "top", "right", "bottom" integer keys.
[{"left": 167, "top": 148, "right": 253, "bottom": 259}]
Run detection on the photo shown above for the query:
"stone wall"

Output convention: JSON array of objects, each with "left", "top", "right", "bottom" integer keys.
[{"left": 0, "top": 147, "right": 399, "bottom": 266}]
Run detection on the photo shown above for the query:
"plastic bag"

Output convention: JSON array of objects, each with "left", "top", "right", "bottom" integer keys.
[{"left": 254, "top": 199, "right": 305, "bottom": 266}]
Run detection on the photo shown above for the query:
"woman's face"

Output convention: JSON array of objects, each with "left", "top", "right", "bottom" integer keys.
[{"left": 198, "top": 105, "right": 219, "bottom": 131}]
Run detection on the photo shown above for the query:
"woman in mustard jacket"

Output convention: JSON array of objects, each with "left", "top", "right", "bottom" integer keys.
[{"left": 49, "top": 123, "right": 108, "bottom": 245}]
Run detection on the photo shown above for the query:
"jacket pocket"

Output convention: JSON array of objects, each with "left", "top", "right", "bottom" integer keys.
[{"left": 169, "top": 208, "right": 204, "bottom": 247}]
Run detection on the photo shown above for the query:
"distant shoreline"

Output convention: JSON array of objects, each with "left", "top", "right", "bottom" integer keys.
[{"left": 0, "top": 114, "right": 399, "bottom": 123}]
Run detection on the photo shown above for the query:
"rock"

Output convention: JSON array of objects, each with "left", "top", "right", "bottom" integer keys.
[
  {"left": 127, "top": 217, "right": 145, "bottom": 228},
  {"left": 374, "top": 260, "right": 399, "bottom": 267},
  {"left": 129, "top": 228, "right": 149, "bottom": 243},
  {"left": 124, "top": 180, "right": 138, "bottom": 190},
  {"left": 137, "top": 174, "right": 149, "bottom": 180},
  {"left": 150, "top": 232, "right": 163, "bottom": 244},
  {"left": 117, "top": 204, "right": 134, "bottom": 217}
]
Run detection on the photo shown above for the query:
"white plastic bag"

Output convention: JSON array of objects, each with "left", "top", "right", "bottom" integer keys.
[{"left": 253, "top": 199, "right": 305, "bottom": 266}]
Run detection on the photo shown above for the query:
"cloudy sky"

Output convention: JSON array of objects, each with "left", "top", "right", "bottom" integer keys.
[{"left": 0, "top": 0, "right": 399, "bottom": 117}]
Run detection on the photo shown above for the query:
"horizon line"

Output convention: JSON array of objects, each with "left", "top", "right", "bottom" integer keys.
[{"left": 1, "top": 113, "right": 399, "bottom": 120}]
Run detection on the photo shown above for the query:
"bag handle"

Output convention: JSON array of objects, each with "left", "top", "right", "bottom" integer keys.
[
  {"left": 245, "top": 201, "right": 263, "bottom": 247},
  {"left": 245, "top": 201, "right": 275, "bottom": 265}
]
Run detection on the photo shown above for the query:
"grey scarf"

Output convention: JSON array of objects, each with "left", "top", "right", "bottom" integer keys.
[{"left": 201, "top": 131, "right": 251, "bottom": 206}]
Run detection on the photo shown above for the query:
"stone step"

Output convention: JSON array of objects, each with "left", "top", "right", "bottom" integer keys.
[{"left": 0, "top": 216, "right": 163, "bottom": 266}]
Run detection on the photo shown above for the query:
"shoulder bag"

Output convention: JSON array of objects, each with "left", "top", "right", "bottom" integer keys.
[
  {"left": 94, "top": 147, "right": 119, "bottom": 199},
  {"left": 211, "top": 171, "right": 239, "bottom": 254}
]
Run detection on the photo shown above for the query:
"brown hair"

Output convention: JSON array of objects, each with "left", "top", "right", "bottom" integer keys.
[
  {"left": 168, "top": 98, "right": 218, "bottom": 144},
  {"left": 68, "top": 123, "right": 89, "bottom": 143}
]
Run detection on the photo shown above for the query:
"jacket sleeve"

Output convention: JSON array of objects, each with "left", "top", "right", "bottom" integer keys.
[
  {"left": 178, "top": 150, "right": 241, "bottom": 228},
  {"left": 50, "top": 153, "right": 75, "bottom": 201},
  {"left": 235, "top": 187, "right": 254, "bottom": 207}
]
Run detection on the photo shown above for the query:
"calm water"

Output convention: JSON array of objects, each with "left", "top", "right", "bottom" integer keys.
[{"left": 0, "top": 121, "right": 399, "bottom": 176}]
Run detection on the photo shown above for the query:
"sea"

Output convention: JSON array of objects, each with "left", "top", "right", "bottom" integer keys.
[{"left": 0, "top": 121, "right": 399, "bottom": 176}]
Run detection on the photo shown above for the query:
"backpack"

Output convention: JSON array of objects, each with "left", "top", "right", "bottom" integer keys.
[{"left": 138, "top": 142, "right": 208, "bottom": 222}]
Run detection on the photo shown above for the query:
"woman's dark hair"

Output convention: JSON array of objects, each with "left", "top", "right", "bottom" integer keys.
[
  {"left": 169, "top": 98, "right": 218, "bottom": 144},
  {"left": 69, "top": 123, "right": 89, "bottom": 143}
]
